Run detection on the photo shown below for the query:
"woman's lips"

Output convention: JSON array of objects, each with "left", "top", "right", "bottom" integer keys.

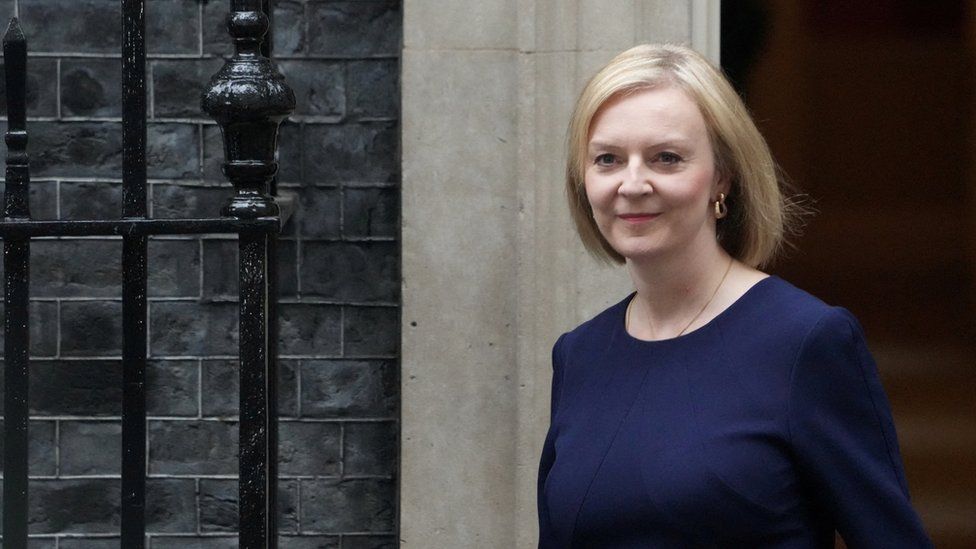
[{"left": 618, "top": 213, "right": 660, "bottom": 224}]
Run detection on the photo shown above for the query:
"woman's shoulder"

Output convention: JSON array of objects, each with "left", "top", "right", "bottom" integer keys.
[
  {"left": 731, "top": 275, "right": 864, "bottom": 345},
  {"left": 554, "top": 293, "right": 631, "bottom": 356}
]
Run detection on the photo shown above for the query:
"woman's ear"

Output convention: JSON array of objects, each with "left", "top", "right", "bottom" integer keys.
[{"left": 714, "top": 171, "right": 732, "bottom": 198}]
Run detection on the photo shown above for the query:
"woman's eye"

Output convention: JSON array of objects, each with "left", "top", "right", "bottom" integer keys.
[
  {"left": 594, "top": 153, "right": 617, "bottom": 166},
  {"left": 657, "top": 152, "right": 682, "bottom": 164}
]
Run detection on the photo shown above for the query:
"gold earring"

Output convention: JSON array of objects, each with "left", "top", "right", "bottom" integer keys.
[{"left": 714, "top": 193, "right": 728, "bottom": 219}]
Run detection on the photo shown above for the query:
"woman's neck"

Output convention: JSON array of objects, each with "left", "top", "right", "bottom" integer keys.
[{"left": 625, "top": 238, "right": 735, "bottom": 340}]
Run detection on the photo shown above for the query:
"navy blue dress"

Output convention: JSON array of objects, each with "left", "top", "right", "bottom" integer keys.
[{"left": 537, "top": 276, "right": 931, "bottom": 548}]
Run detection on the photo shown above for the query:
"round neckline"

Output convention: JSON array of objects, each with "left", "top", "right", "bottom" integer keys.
[{"left": 618, "top": 275, "right": 777, "bottom": 345}]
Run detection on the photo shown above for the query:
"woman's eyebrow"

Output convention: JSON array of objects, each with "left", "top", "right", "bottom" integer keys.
[{"left": 588, "top": 138, "right": 692, "bottom": 150}]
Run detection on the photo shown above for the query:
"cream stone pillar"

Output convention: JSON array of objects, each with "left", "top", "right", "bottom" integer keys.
[{"left": 401, "top": 2, "right": 720, "bottom": 547}]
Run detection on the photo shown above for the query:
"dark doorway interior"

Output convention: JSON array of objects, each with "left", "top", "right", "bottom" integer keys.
[{"left": 723, "top": 1, "right": 976, "bottom": 547}]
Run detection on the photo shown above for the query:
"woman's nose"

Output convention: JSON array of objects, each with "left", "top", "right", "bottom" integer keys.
[{"left": 618, "top": 161, "right": 653, "bottom": 196}]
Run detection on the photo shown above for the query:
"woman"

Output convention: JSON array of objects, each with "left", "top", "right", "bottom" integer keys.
[{"left": 537, "top": 44, "right": 931, "bottom": 548}]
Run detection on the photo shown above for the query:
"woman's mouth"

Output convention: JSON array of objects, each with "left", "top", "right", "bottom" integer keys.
[{"left": 618, "top": 213, "right": 660, "bottom": 224}]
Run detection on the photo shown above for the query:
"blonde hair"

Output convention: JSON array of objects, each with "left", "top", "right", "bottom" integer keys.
[{"left": 567, "top": 43, "right": 797, "bottom": 267}]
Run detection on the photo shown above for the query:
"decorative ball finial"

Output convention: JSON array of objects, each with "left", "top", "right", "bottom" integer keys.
[{"left": 202, "top": 7, "right": 296, "bottom": 219}]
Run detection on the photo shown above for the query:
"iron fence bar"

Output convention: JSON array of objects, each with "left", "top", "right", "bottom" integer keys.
[
  {"left": 238, "top": 229, "right": 275, "bottom": 548},
  {"left": 203, "top": 0, "right": 293, "bottom": 545},
  {"left": 2, "top": 17, "right": 31, "bottom": 549},
  {"left": 120, "top": 0, "right": 148, "bottom": 545},
  {"left": 0, "top": 217, "right": 279, "bottom": 237}
]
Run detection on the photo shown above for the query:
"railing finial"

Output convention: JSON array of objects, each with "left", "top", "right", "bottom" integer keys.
[
  {"left": 202, "top": 4, "right": 295, "bottom": 219},
  {"left": 4, "top": 15, "right": 30, "bottom": 220}
]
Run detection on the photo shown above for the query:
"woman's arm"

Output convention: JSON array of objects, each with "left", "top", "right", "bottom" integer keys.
[
  {"left": 538, "top": 333, "right": 567, "bottom": 549},
  {"left": 788, "top": 307, "right": 932, "bottom": 548}
]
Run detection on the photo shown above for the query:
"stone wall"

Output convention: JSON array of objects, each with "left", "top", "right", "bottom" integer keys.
[
  {"left": 0, "top": 0, "right": 400, "bottom": 547},
  {"left": 401, "top": 1, "right": 715, "bottom": 547}
]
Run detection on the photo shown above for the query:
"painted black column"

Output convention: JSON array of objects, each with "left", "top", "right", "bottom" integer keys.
[
  {"left": 2, "top": 17, "right": 31, "bottom": 549},
  {"left": 202, "top": 1, "right": 294, "bottom": 547}
]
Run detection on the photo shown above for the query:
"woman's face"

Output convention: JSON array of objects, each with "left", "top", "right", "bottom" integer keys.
[{"left": 584, "top": 85, "right": 726, "bottom": 263}]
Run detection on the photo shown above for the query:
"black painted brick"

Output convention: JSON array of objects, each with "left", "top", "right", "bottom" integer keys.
[
  {"left": 152, "top": 59, "right": 224, "bottom": 119},
  {"left": 201, "top": 0, "right": 235, "bottom": 57},
  {"left": 343, "top": 187, "right": 398, "bottom": 238},
  {"left": 0, "top": 538, "right": 56, "bottom": 549},
  {"left": 1, "top": 0, "right": 402, "bottom": 538},
  {"left": 151, "top": 537, "right": 237, "bottom": 549},
  {"left": 307, "top": 1, "right": 401, "bottom": 57},
  {"left": 0, "top": 419, "right": 57, "bottom": 476},
  {"left": 201, "top": 240, "right": 236, "bottom": 298},
  {"left": 279, "top": 304, "right": 342, "bottom": 356},
  {"left": 304, "top": 122, "right": 398, "bottom": 184},
  {"left": 199, "top": 359, "right": 298, "bottom": 418},
  {"left": 148, "top": 238, "right": 201, "bottom": 297},
  {"left": 343, "top": 306, "right": 398, "bottom": 356},
  {"left": 148, "top": 420, "right": 237, "bottom": 475},
  {"left": 0, "top": 301, "right": 59, "bottom": 358},
  {"left": 343, "top": 421, "right": 396, "bottom": 476},
  {"left": 278, "top": 239, "right": 300, "bottom": 296},
  {"left": 0, "top": 57, "right": 58, "bottom": 117},
  {"left": 29, "top": 478, "right": 200, "bottom": 538},
  {"left": 147, "top": 123, "right": 202, "bottom": 179},
  {"left": 30, "top": 122, "right": 123, "bottom": 178},
  {"left": 300, "top": 478, "right": 396, "bottom": 532},
  {"left": 60, "top": 58, "right": 123, "bottom": 118},
  {"left": 299, "top": 360, "right": 396, "bottom": 419},
  {"left": 202, "top": 125, "right": 225, "bottom": 182},
  {"left": 58, "top": 540, "right": 122, "bottom": 549},
  {"left": 279, "top": 421, "right": 341, "bottom": 476},
  {"left": 147, "top": 360, "right": 199, "bottom": 417},
  {"left": 153, "top": 183, "right": 231, "bottom": 219},
  {"left": 59, "top": 421, "right": 121, "bottom": 475},
  {"left": 278, "top": 120, "right": 304, "bottom": 184},
  {"left": 346, "top": 60, "right": 399, "bottom": 120},
  {"left": 30, "top": 239, "right": 121, "bottom": 298},
  {"left": 28, "top": 361, "right": 122, "bottom": 416},
  {"left": 272, "top": 0, "right": 307, "bottom": 56},
  {"left": 150, "top": 301, "right": 238, "bottom": 356},
  {"left": 145, "top": 478, "right": 200, "bottom": 533},
  {"left": 278, "top": 60, "right": 345, "bottom": 119},
  {"left": 145, "top": 0, "right": 200, "bottom": 55},
  {"left": 281, "top": 536, "right": 341, "bottom": 549},
  {"left": 59, "top": 181, "right": 123, "bottom": 220},
  {"left": 19, "top": 0, "right": 120, "bottom": 54},
  {"left": 60, "top": 300, "right": 123, "bottom": 356},
  {"left": 342, "top": 536, "right": 397, "bottom": 549},
  {"left": 300, "top": 241, "right": 398, "bottom": 302},
  {"left": 199, "top": 359, "right": 237, "bottom": 417},
  {"left": 28, "top": 479, "right": 120, "bottom": 534},
  {"left": 296, "top": 187, "right": 341, "bottom": 238},
  {"left": 199, "top": 478, "right": 299, "bottom": 533}
]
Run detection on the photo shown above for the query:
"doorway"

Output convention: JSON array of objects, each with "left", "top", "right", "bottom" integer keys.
[{"left": 723, "top": 1, "right": 976, "bottom": 547}]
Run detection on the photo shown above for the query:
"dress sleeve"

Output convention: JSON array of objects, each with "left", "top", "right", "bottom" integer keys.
[
  {"left": 537, "top": 333, "right": 566, "bottom": 549},
  {"left": 788, "top": 308, "right": 932, "bottom": 548}
]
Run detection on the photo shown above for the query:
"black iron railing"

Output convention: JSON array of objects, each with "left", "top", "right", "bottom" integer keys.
[{"left": 0, "top": 1, "right": 295, "bottom": 547}]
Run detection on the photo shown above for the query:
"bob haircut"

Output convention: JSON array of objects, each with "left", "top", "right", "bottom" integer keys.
[{"left": 567, "top": 43, "right": 796, "bottom": 268}]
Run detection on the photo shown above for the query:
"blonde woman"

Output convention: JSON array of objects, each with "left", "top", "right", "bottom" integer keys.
[{"left": 537, "top": 44, "right": 931, "bottom": 548}]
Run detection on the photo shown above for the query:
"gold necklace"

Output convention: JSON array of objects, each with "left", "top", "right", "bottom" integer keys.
[{"left": 626, "top": 257, "right": 735, "bottom": 338}]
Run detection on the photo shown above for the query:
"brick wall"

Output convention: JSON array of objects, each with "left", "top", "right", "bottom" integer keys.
[{"left": 0, "top": 0, "right": 401, "bottom": 547}]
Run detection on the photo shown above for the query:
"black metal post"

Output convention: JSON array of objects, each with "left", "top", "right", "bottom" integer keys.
[
  {"left": 203, "top": 1, "right": 294, "bottom": 547},
  {"left": 120, "top": 0, "right": 148, "bottom": 547},
  {"left": 2, "top": 18, "right": 31, "bottom": 549}
]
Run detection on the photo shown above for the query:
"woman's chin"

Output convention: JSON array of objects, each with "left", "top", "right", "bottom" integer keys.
[{"left": 614, "top": 244, "right": 666, "bottom": 264}]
